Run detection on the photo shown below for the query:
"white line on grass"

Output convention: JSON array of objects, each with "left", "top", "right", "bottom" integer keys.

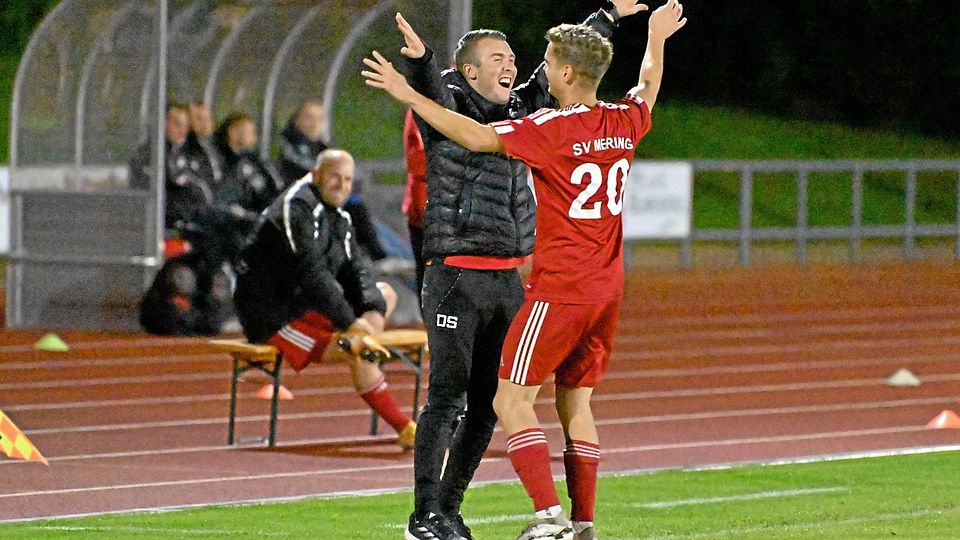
[
  {"left": 31, "top": 525, "right": 289, "bottom": 536},
  {"left": 634, "top": 506, "right": 960, "bottom": 540},
  {"left": 3, "top": 445, "right": 958, "bottom": 525},
  {"left": 384, "top": 514, "right": 532, "bottom": 529},
  {"left": 633, "top": 486, "right": 849, "bottom": 508}
]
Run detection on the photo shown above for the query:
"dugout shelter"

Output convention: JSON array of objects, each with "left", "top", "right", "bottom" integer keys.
[{"left": 6, "top": 0, "right": 469, "bottom": 329}]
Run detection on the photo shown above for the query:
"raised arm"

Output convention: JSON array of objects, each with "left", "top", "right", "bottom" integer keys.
[
  {"left": 394, "top": 13, "right": 451, "bottom": 106},
  {"left": 362, "top": 51, "right": 504, "bottom": 153},
  {"left": 514, "top": 0, "right": 650, "bottom": 110},
  {"left": 632, "top": 0, "right": 687, "bottom": 112}
]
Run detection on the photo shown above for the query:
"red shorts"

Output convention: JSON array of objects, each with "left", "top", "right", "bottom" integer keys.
[
  {"left": 266, "top": 310, "right": 337, "bottom": 372},
  {"left": 499, "top": 298, "right": 620, "bottom": 388}
]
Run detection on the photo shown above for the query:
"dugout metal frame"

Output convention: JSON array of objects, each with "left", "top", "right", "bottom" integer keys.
[{"left": 6, "top": 0, "right": 470, "bottom": 329}]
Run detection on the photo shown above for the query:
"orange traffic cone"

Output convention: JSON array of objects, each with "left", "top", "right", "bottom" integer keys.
[
  {"left": 254, "top": 384, "right": 294, "bottom": 400},
  {"left": 926, "top": 410, "right": 960, "bottom": 429}
]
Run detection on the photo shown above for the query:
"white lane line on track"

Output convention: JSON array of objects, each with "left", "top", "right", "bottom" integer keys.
[
  {"left": 0, "top": 427, "right": 953, "bottom": 501},
  {"left": 608, "top": 352, "right": 960, "bottom": 378},
  {"left": 30, "top": 525, "right": 289, "bottom": 536},
  {"left": 0, "top": 303, "right": 954, "bottom": 357},
  {"left": 16, "top": 380, "right": 960, "bottom": 437},
  {"left": 632, "top": 487, "right": 849, "bottom": 508},
  {"left": 616, "top": 319, "right": 960, "bottom": 342},
  {"left": 8, "top": 394, "right": 957, "bottom": 462},
  {"left": 637, "top": 506, "right": 960, "bottom": 540},
  {"left": 601, "top": 425, "right": 931, "bottom": 457},
  {"left": 618, "top": 303, "right": 960, "bottom": 327},
  {"left": 0, "top": 462, "right": 415, "bottom": 499},
  {"left": 0, "top": 354, "right": 226, "bottom": 371},
  {"left": 7, "top": 351, "right": 958, "bottom": 412},
  {"left": 18, "top": 377, "right": 960, "bottom": 436},
  {"left": 1, "top": 379, "right": 418, "bottom": 412},
  {"left": 6, "top": 334, "right": 960, "bottom": 392},
  {"left": 615, "top": 334, "right": 960, "bottom": 360},
  {"left": 596, "top": 373, "right": 960, "bottom": 400},
  {"left": 0, "top": 337, "right": 204, "bottom": 354}
]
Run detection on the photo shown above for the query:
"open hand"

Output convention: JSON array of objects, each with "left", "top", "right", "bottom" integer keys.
[
  {"left": 611, "top": 0, "right": 650, "bottom": 18},
  {"left": 396, "top": 12, "right": 426, "bottom": 59},
  {"left": 362, "top": 51, "right": 416, "bottom": 104},
  {"left": 649, "top": 0, "right": 687, "bottom": 39}
]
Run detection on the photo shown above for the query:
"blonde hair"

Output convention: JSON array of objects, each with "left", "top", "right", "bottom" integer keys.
[{"left": 545, "top": 23, "right": 613, "bottom": 83}]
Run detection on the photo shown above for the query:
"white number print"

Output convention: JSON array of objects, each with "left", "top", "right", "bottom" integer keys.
[{"left": 567, "top": 158, "right": 630, "bottom": 219}]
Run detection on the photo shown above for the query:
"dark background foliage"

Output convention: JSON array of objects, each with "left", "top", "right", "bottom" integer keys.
[
  {"left": 3, "top": 1, "right": 958, "bottom": 139},
  {"left": 475, "top": 0, "right": 960, "bottom": 138}
]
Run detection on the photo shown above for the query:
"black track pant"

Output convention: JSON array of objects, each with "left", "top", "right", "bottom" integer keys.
[{"left": 413, "top": 262, "right": 524, "bottom": 517}]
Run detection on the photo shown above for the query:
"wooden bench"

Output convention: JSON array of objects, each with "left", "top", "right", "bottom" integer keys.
[{"left": 210, "top": 328, "right": 428, "bottom": 447}]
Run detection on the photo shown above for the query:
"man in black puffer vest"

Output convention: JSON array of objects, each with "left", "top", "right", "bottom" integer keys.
[{"left": 393, "top": 5, "right": 632, "bottom": 539}]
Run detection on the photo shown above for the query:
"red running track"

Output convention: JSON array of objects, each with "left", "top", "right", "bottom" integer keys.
[{"left": 1, "top": 262, "right": 959, "bottom": 522}]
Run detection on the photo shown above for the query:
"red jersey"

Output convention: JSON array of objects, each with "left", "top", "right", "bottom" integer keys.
[{"left": 491, "top": 93, "right": 651, "bottom": 303}]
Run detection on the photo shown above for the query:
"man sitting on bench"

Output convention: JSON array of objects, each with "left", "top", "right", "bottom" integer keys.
[{"left": 233, "top": 148, "right": 417, "bottom": 449}]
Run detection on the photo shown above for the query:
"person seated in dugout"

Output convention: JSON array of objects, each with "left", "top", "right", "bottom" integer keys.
[
  {"left": 276, "top": 100, "right": 329, "bottom": 186},
  {"left": 232, "top": 148, "right": 417, "bottom": 449},
  {"left": 139, "top": 251, "right": 232, "bottom": 336},
  {"left": 277, "top": 101, "right": 395, "bottom": 266},
  {"left": 184, "top": 102, "right": 223, "bottom": 188},
  {"left": 213, "top": 112, "right": 285, "bottom": 217}
]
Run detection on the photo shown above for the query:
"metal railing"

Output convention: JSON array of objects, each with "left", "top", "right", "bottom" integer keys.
[
  {"left": 672, "top": 160, "right": 960, "bottom": 266},
  {"left": 359, "top": 159, "right": 960, "bottom": 268}
]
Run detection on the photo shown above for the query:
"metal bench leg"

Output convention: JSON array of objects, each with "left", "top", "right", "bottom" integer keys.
[
  {"left": 268, "top": 351, "right": 282, "bottom": 447},
  {"left": 228, "top": 356, "right": 240, "bottom": 445}
]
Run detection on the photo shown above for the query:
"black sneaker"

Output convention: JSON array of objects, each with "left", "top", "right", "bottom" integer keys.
[
  {"left": 445, "top": 512, "right": 474, "bottom": 540},
  {"left": 405, "top": 512, "right": 467, "bottom": 540}
]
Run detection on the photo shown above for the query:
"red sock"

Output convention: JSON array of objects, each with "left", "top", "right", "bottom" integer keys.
[
  {"left": 507, "top": 428, "right": 560, "bottom": 512},
  {"left": 564, "top": 440, "right": 600, "bottom": 522},
  {"left": 359, "top": 377, "right": 411, "bottom": 433}
]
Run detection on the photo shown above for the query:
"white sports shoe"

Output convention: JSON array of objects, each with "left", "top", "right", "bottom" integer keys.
[{"left": 516, "top": 510, "right": 574, "bottom": 540}]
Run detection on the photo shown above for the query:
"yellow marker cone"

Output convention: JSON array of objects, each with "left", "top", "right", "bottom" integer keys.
[
  {"left": 0, "top": 408, "right": 49, "bottom": 465},
  {"left": 886, "top": 368, "right": 921, "bottom": 387},
  {"left": 926, "top": 410, "right": 960, "bottom": 429},
  {"left": 34, "top": 333, "right": 69, "bottom": 352}
]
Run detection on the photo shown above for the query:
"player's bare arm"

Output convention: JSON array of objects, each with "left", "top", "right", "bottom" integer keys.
[
  {"left": 633, "top": 0, "right": 687, "bottom": 111},
  {"left": 395, "top": 12, "right": 426, "bottom": 59},
  {"left": 362, "top": 51, "right": 504, "bottom": 153},
  {"left": 607, "top": 0, "right": 650, "bottom": 19}
]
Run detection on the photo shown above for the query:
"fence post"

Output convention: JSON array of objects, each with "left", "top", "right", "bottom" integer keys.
[
  {"left": 904, "top": 168, "right": 917, "bottom": 260},
  {"left": 738, "top": 166, "right": 752, "bottom": 265},
  {"left": 956, "top": 168, "right": 960, "bottom": 261},
  {"left": 796, "top": 169, "right": 809, "bottom": 264},
  {"left": 850, "top": 168, "right": 863, "bottom": 263}
]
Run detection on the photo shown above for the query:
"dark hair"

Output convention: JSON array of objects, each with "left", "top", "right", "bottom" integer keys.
[
  {"left": 545, "top": 23, "right": 613, "bottom": 83},
  {"left": 454, "top": 29, "right": 508, "bottom": 69}
]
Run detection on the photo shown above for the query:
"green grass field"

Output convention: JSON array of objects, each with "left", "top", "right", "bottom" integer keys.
[{"left": 4, "top": 450, "right": 958, "bottom": 538}]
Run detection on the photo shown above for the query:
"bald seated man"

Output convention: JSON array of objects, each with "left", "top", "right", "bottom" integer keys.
[{"left": 233, "top": 148, "right": 417, "bottom": 449}]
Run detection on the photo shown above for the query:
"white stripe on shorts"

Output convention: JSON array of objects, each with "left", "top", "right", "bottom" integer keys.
[
  {"left": 510, "top": 301, "right": 549, "bottom": 385},
  {"left": 278, "top": 325, "right": 316, "bottom": 352}
]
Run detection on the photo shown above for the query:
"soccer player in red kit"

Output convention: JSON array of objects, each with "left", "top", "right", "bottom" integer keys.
[{"left": 364, "top": 2, "right": 686, "bottom": 538}]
